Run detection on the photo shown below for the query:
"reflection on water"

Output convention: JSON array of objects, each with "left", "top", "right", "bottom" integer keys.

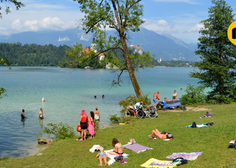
[
  {"left": 21, "top": 119, "right": 26, "bottom": 128},
  {"left": 39, "top": 120, "right": 43, "bottom": 129}
]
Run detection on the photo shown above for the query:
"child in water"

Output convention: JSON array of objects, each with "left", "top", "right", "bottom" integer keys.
[{"left": 96, "top": 146, "right": 108, "bottom": 166}]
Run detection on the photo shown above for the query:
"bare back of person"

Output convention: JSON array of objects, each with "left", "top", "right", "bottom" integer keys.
[{"left": 115, "top": 142, "right": 123, "bottom": 154}]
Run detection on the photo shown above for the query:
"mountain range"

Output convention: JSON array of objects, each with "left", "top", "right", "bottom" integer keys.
[{"left": 0, "top": 27, "right": 199, "bottom": 61}]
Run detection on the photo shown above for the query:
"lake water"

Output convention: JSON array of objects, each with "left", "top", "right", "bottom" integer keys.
[{"left": 0, "top": 66, "right": 199, "bottom": 158}]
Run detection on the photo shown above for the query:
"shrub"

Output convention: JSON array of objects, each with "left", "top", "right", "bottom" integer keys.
[
  {"left": 180, "top": 84, "right": 207, "bottom": 105},
  {"left": 43, "top": 122, "right": 75, "bottom": 140},
  {"left": 109, "top": 114, "right": 133, "bottom": 124},
  {"left": 109, "top": 114, "right": 120, "bottom": 123},
  {"left": 118, "top": 94, "right": 151, "bottom": 113},
  {"left": 94, "top": 119, "right": 99, "bottom": 131}
]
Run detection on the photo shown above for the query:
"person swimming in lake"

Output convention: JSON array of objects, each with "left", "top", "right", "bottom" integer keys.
[
  {"left": 107, "top": 138, "right": 123, "bottom": 156},
  {"left": 42, "top": 97, "right": 45, "bottom": 102}
]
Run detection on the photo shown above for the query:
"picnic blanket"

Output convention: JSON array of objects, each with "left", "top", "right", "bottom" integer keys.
[
  {"left": 166, "top": 152, "right": 202, "bottom": 160},
  {"left": 123, "top": 143, "right": 153, "bottom": 153},
  {"left": 89, "top": 145, "right": 128, "bottom": 165},
  {"left": 141, "top": 158, "right": 179, "bottom": 168}
]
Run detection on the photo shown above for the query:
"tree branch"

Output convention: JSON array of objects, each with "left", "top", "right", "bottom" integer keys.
[
  {"left": 85, "top": 18, "right": 104, "bottom": 34},
  {"left": 124, "top": 0, "right": 141, "bottom": 28},
  {"left": 111, "top": 0, "right": 122, "bottom": 31},
  {"left": 111, "top": 68, "right": 127, "bottom": 87}
]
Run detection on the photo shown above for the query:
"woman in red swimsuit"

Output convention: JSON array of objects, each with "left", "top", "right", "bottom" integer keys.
[{"left": 79, "top": 110, "right": 88, "bottom": 141}]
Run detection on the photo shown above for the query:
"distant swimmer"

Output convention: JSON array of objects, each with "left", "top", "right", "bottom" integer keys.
[
  {"left": 94, "top": 95, "right": 97, "bottom": 99},
  {"left": 180, "top": 88, "right": 183, "bottom": 90},
  {"left": 102, "top": 95, "right": 104, "bottom": 99},
  {"left": 39, "top": 108, "right": 44, "bottom": 120},
  {"left": 21, "top": 109, "right": 27, "bottom": 120},
  {"left": 42, "top": 97, "right": 45, "bottom": 102}
]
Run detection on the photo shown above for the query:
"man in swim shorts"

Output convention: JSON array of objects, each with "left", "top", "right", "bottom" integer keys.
[
  {"left": 39, "top": 108, "right": 44, "bottom": 120},
  {"left": 171, "top": 90, "right": 177, "bottom": 101},
  {"left": 153, "top": 92, "right": 161, "bottom": 107}
]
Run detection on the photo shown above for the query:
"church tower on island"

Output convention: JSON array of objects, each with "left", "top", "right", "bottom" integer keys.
[{"left": 91, "top": 36, "right": 97, "bottom": 53}]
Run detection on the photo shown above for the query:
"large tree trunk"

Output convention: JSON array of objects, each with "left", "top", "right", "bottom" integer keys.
[{"left": 120, "top": 36, "right": 142, "bottom": 97}]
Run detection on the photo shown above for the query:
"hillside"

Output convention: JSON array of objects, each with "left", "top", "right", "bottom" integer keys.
[{"left": 0, "top": 28, "right": 199, "bottom": 61}]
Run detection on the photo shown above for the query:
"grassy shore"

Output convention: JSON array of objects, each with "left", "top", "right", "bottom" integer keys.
[{"left": 1, "top": 104, "right": 236, "bottom": 168}]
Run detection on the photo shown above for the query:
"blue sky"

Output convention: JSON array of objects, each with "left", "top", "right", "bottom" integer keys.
[{"left": 0, "top": 0, "right": 236, "bottom": 42}]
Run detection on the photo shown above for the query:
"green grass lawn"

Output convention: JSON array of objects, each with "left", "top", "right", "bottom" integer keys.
[{"left": 1, "top": 104, "right": 236, "bottom": 168}]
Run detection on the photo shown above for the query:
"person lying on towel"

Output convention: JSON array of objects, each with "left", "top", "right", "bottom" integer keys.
[{"left": 148, "top": 129, "right": 173, "bottom": 140}]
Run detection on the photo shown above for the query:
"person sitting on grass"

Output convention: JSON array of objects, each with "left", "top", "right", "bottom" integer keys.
[
  {"left": 107, "top": 138, "right": 124, "bottom": 156},
  {"left": 96, "top": 146, "right": 108, "bottom": 166},
  {"left": 148, "top": 129, "right": 173, "bottom": 140}
]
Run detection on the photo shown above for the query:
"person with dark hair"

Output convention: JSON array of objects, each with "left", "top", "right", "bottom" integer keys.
[
  {"left": 88, "top": 111, "right": 95, "bottom": 138},
  {"left": 39, "top": 108, "right": 44, "bottom": 120},
  {"left": 79, "top": 110, "right": 88, "bottom": 141},
  {"left": 107, "top": 138, "right": 123, "bottom": 156},
  {"left": 94, "top": 95, "right": 97, "bottom": 99},
  {"left": 172, "top": 90, "right": 177, "bottom": 101},
  {"left": 102, "top": 95, "right": 104, "bottom": 99},
  {"left": 21, "top": 109, "right": 26, "bottom": 120},
  {"left": 148, "top": 129, "right": 173, "bottom": 140},
  {"left": 94, "top": 107, "right": 100, "bottom": 126}
]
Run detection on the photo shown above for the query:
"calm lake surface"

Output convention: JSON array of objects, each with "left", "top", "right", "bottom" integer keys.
[{"left": 0, "top": 66, "right": 199, "bottom": 158}]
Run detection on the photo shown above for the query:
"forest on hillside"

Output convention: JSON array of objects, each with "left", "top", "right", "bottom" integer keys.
[
  {"left": 0, "top": 42, "right": 193, "bottom": 67},
  {"left": 0, "top": 42, "right": 70, "bottom": 66}
]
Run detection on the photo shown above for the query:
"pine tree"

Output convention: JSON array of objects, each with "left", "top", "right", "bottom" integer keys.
[{"left": 190, "top": 0, "right": 236, "bottom": 103}]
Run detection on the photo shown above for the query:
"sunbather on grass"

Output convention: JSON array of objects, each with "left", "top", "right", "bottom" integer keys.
[
  {"left": 96, "top": 146, "right": 108, "bottom": 166},
  {"left": 148, "top": 129, "right": 173, "bottom": 140},
  {"left": 107, "top": 138, "right": 124, "bottom": 156}
]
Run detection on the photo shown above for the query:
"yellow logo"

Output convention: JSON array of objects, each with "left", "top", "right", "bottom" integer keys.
[{"left": 228, "top": 21, "right": 236, "bottom": 45}]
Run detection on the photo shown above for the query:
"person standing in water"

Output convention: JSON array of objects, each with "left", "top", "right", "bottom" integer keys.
[
  {"left": 94, "top": 107, "right": 100, "bottom": 127},
  {"left": 21, "top": 109, "right": 26, "bottom": 120},
  {"left": 39, "top": 108, "right": 44, "bottom": 120}
]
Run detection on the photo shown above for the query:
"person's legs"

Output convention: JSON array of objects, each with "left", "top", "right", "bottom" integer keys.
[
  {"left": 153, "top": 129, "right": 163, "bottom": 139},
  {"left": 98, "top": 156, "right": 103, "bottom": 166},
  {"left": 80, "top": 130, "right": 84, "bottom": 140},
  {"left": 103, "top": 155, "right": 108, "bottom": 165},
  {"left": 83, "top": 129, "right": 86, "bottom": 140}
]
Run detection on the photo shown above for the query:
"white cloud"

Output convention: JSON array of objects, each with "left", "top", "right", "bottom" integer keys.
[
  {"left": 153, "top": 0, "right": 197, "bottom": 4},
  {"left": 143, "top": 19, "right": 176, "bottom": 34},
  {"left": 10, "top": 17, "right": 77, "bottom": 32},
  {"left": 11, "top": 19, "right": 22, "bottom": 31},
  {"left": 142, "top": 15, "right": 203, "bottom": 42},
  {"left": 187, "top": 23, "right": 204, "bottom": 32},
  {"left": 24, "top": 20, "right": 38, "bottom": 31},
  {"left": 58, "top": 37, "right": 70, "bottom": 41}
]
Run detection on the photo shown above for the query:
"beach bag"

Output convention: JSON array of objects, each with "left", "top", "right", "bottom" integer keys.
[
  {"left": 77, "top": 125, "right": 81, "bottom": 132},
  {"left": 191, "top": 122, "right": 197, "bottom": 128},
  {"left": 172, "top": 157, "right": 188, "bottom": 165}
]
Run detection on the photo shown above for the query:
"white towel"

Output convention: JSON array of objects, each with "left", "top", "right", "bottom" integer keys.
[
  {"left": 89, "top": 145, "right": 128, "bottom": 165},
  {"left": 89, "top": 144, "right": 100, "bottom": 153}
]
